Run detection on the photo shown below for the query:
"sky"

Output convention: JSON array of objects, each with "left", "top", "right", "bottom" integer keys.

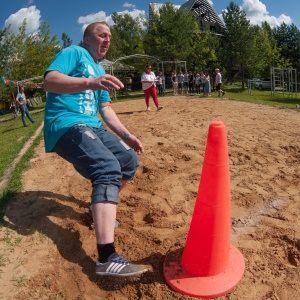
[{"left": 0, "top": 0, "right": 299, "bottom": 45}]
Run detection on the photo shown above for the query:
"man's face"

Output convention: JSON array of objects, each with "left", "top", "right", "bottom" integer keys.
[{"left": 85, "top": 24, "right": 111, "bottom": 60}]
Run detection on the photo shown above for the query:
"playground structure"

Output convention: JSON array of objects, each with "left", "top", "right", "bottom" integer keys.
[
  {"left": 271, "top": 67, "right": 298, "bottom": 96},
  {"left": 101, "top": 54, "right": 187, "bottom": 76},
  {"left": 100, "top": 54, "right": 187, "bottom": 100},
  {"left": 248, "top": 67, "right": 298, "bottom": 96}
]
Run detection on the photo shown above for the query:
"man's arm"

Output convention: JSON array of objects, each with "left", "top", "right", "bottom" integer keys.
[
  {"left": 99, "top": 103, "right": 144, "bottom": 155},
  {"left": 15, "top": 94, "right": 22, "bottom": 106},
  {"left": 44, "top": 70, "right": 124, "bottom": 94}
]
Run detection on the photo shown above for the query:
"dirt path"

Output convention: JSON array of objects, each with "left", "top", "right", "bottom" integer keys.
[{"left": 1, "top": 96, "right": 299, "bottom": 299}]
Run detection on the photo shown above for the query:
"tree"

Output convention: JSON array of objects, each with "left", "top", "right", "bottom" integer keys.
[
  {"left": 273, "top": 23, "right": 300, "bottom": 69},
  {"left": 219, "top": 2, "right": 259, "bottom": 87},
  {"left": 188, "top": 30, "right": 219, "bottom": 73},
  {"left": 0, "top": 26, "right": 14, "bottom": 74},
  {"left": 145, "top": 2, "right": 196, "bottom": 65},
  {"left": 10, "top": 20, "right": 60, "bottom": 82},
  {"left": 109, "top": 12, "right": 145, "bottom": 58},
  {"left": 61, "top": 32, "right": 73, "bottom": 48},
  {"left": 0, "top": 20, "right": 60, "bottom": 102}
]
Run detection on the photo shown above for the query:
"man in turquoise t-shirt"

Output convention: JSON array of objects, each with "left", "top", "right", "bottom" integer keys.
[{"left": 44, "top": 22, "right": 148, "bottom": 277}]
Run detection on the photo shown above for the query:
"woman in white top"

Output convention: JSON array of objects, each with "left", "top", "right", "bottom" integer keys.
[{"left": 141, "top": 65, "right": 163, "bottom": 111}]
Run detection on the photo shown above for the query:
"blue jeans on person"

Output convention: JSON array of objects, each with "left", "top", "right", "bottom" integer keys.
[
  {"left": 157, "top": 84, "right": 165, "bottom": 96},
  {"left": 19, "top": 104, "right": 35, "bottom": 126},
  {"left": 204, "top": 82, "right": 210, "bottom": 95},
  {"left": 52, "top": 124, "right": 139, "bottom": 205}
]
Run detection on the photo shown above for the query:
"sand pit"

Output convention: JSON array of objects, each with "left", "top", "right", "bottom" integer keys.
[{"left": 1, "top": 95, "right": 299, "bottom": 299}]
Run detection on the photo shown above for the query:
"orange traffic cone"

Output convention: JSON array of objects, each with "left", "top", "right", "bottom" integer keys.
[{"left": 163, "top": 121, "right": 245, "bottom": 299}]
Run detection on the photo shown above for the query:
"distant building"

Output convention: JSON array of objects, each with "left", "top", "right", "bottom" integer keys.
[
  {"left": 149, "top": 0, "right": 225, "bottom": 35},
  {"left": 179, "top": 0, "right": 225, "bottom": 34}
]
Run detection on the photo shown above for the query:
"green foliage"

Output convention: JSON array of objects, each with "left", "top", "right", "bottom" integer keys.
[
  {"left": 0, "top": 21, "right": 60, "bottom": 103},
  {"left": 188, "top": 31, "right": 219, "bottom": 72},
  {"left": 146, "top": 2, "right": 196, "bottom": 63},
  {"left": 273, "top": 23, "right": 300, "bottom": 69},
  {"left": 108, "top": 12, "right": 145, "bottom": 58},
  {"left": 61, "top": 32, "right": 73, "bottom": 48},
  {"left": 219, "top": 2, "right": 255, "bottom": 85},
  {"left": 0, "top": 111, "right": 44, "bottom": 178}
]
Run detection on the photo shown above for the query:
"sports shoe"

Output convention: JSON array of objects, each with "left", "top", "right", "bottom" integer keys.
[
  {"left": 146, "top": 106, "right": 151, "bottom": 111},
  {"left": 157, "top": 106, "right": 163, "bottom": 111},
  {"left": 96, "top": 253, "right": 148, "bottom": 276}
]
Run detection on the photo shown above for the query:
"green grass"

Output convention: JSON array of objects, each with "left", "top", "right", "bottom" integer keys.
[
  {"left": 0, "top": 108, "right": 44, "bottom": 224},
  {"left": 222, "top": 85, "right": 300, "bottom": 110},
  {"left": 0, "top": 109, "right": 44, "bottom": 178}
]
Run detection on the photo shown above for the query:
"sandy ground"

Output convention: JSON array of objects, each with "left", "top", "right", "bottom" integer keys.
[{"left": 1, "top": 95, "right": 299, "bottom": 300}]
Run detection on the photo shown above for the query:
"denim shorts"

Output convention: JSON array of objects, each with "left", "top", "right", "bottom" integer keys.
[{"left": 53, "top": 124, "right": 139, "bottom": 204}]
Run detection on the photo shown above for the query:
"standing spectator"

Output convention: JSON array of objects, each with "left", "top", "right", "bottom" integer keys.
[
  {"left": 188, "top": 71, "right": 195, "bottom": 96},
  {"left": 15, "top": 86, "right": 35, "bottom": 127},
  {"left": 126, "top": 76, "right": 133, "bottom": 91},
  {"left": 43, "top": 21, "right": 148, "bottom": 277},
  {"left": 200, "top": 71, "right": 206, "bottom": 94},
  {"left": 195, "top": 73, "right": 201, "bottom": 95},
  {"left": 161, "top": 72, "right": 166, "bottom": 96},
  {"left": 183, "top": 71, "right": 189, "bottom": 95},
  {"left": 156, "top": 71, "right": 165, "bottom": 96},
  {"left": 177, "top": 70, "right": 184, "bottom": 95},
  {"left": 203, "top": 71, "right": 211, "bottom": 97},
  {"left": 141, "top": 65, "right": 163, "bottom": 111},
  {"left": 215, "top": 68, "right": 225, "bottom": 97},
  {"left": 171, "top": 70, "right": 178, "bottom": 96},
  {"left": 10, "top": 97, "right": 18, "bottom": 118}
]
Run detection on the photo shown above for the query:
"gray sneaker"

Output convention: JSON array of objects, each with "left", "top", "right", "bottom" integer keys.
[
  {"left": 157, "top": 106, "right": 163, "bottom": 111},
  {"left": 96, "top": 253, "right": 148, "bottom": 276}
]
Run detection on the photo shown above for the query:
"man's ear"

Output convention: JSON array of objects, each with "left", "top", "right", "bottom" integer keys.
[{"left": 84, "top": 36, "right": 90, "bottom": 45}]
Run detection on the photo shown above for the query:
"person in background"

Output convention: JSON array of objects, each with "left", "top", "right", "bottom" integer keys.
[
  {"left": 161, "top": 72, "right": 166, "bottom": 96},
  {"left": 215, "top": 68, "right": 225, "bottom": 97},
  {"left": 195, "top": 73, "right": 201, "bottom": 95},
  {"left": 15, "top": 86, "right": 35, "bottom": 127},
  {"left": 43, "top": 21, "right": 148, "bottom": 277},
  {"left": 177, "top": 70, "right": 184, "bottom": 95},
  {"left": 156, "top": 71, "right": 165, "bottom": 96},
  {"left": 10, "top": 97, "right": 18, "bottom": 118},
  {"left": 203, "top": 71, "right": 211, "bottom": 97},
  {"left": 183, "top": 71, "right": 189, "bottom": 95},
  {"left": 171, "top": 70, "right": 178, "bottom": 96},
  {"left": 200, "top": 71, "right": 206, "bottom": 94},
  {"left": 141, "top": 65, "right": 163, "bottom": 111},
  {"left": 188, "top": 71, "right": 195, "bottom": 96}
]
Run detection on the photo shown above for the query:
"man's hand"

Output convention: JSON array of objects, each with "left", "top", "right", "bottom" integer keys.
[
  {"left": 124, "top": 135, "right": 144, "bottom": 155},
  {"left": 44, "top": 71, "right": 124, "bottom": 94},
  {"left": 91, "top": 74, "right": 124, "bottom": 92}
]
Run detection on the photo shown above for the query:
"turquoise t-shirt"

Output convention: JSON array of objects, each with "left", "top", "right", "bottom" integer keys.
[{"left": 44, "top": 46, "right": 110, "bottom": 152}]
